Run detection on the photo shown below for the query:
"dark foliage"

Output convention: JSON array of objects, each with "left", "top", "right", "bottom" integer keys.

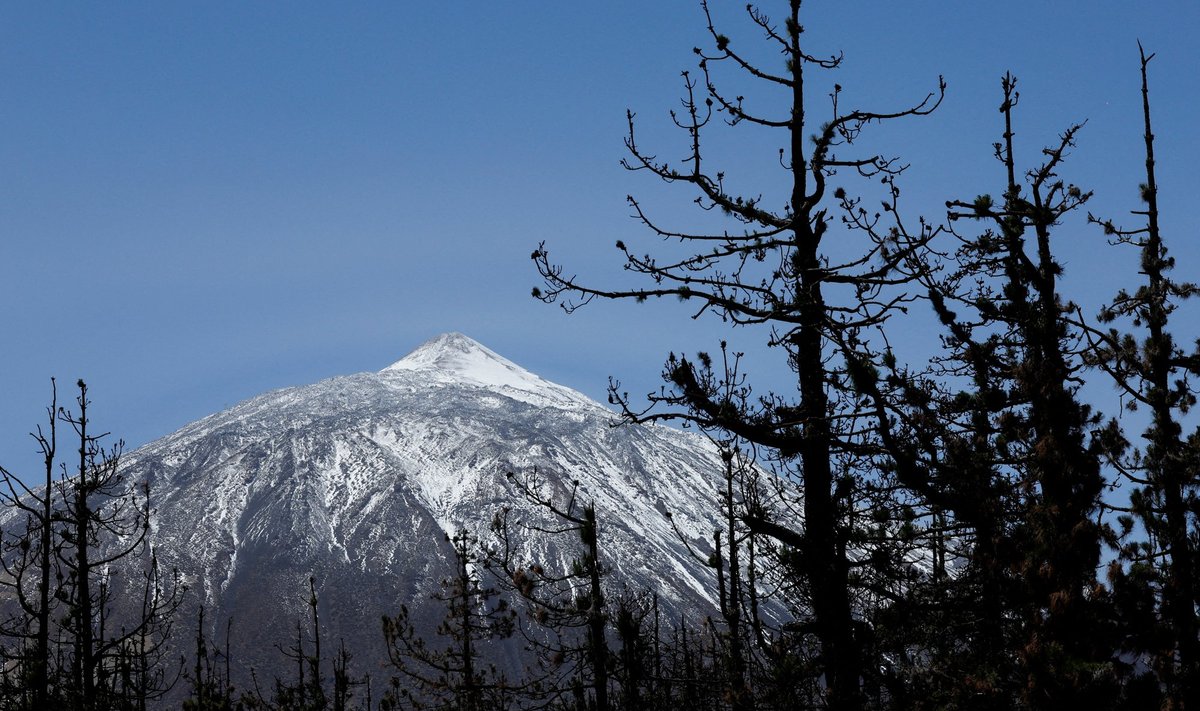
[{"left": 0, "top": 380, "right": 183, "bottom": 710}]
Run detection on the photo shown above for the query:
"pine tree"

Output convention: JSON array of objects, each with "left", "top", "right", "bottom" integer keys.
[
  {"left": 491, "top": 471, "right": 614, "bottom": 711},
  {"left": 0, "top": 379, "right": 63, "bottom": 709},
  {"left": 0, "top": 380, "right": 183, "bottom": 710},
  {"left": 246, "top": 577, "right": 366, "bottom": 711},
  {"left": 932, "top": 75, "right": 1115, "bottom": 707},
  {"left": 382, "top": 529, "right": 514, "bottom": 711},
  {"left": 181, "top": 607, "right": 239, "bottom": 711},
  {"left": 533, "top": 2, "right": 944, "bottom": 706},
  {"left": 1085, "top": 45, "right": 1200, "bottom": 710}
]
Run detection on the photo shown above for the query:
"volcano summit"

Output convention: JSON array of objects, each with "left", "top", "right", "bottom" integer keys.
[{"left": 94, "top": 333, "right": 730, "bottom": 692}]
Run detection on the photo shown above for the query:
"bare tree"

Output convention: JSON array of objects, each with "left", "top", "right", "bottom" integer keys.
[
  {"left": 0, "top": 379, "right": 63, "bottom": 708},
  {"left": 181, "top": 606, "right": 238, "bottom": 711},
  {"left": 0, "top": 380, "right": 183, "bottom": 710}
]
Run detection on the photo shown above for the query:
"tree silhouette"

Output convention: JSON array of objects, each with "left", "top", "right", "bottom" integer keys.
[
  {"left": 0, "top": 380, "right": 183, "bottom": 710},
  {"left": 490, "top": 470, "right": 615, "bottom": 711},
  {"left": 0, "top": 379, "right": 63, "bottom": 708},
  {"left": 382, "top": 529, "right": 514, "bottom": 711},
  {"left": 533, "top": 2, "right": 943, "bottom": 706},
  {"left": 1085, "top": 45, "right": 1200, "bottom": 710}
]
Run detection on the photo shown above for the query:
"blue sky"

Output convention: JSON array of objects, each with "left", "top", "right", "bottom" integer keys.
[{"left": 2, "top": 2, "right": 1198, "bottom": 478}]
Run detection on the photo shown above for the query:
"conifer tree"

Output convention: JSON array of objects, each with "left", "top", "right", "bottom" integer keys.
[
  {"left": 708, "top": 446, "right": 753, "bottom": 711},
  {"left": 1085, "top": 45, "right": 1200, "bottom": 710},
  {"left": 382, "top": 529, "right": 514, "bottom": 711},
  {"left": 663, "top": 436, "right": 774, "bottom": 710},
  {"left": 0, "top": 379, "right": 63, "bottom": 709},
  {"left": 491, "top": 471, "right": 613, "bottom": 711},
  {"left": 939, "top": 75, "right": 1118, "bottom": 707},
  {"left": 181, "top": 607, "right": 238, "bottom": 711},
  {"left": 54, "top": 380, "right": 186, "bottom": 710},
  {"left": 610, "top": 589, "right": 653, "bottom": 711},
  {"left": 533, "top": 2, "right": 943, "bottom": 706},
  {"left": 247, "top": 577, "right": 368, "bottom": 711},
  {"left": 0, "top": 380, "right": 183, "bottom": 710}
]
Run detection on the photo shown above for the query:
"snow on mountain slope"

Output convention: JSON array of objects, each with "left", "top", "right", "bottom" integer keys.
[
  {"left": 105, "top": 333, "right": 734, "bottom": 693},
  {"left": 381, "top": 332, "right": 597, "bottom": 410}
]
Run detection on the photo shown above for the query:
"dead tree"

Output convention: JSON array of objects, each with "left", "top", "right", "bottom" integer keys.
[
  {"left": 0, "top": 380, "right": 182, "bottom": 710},
  {"left": 0, "top": 379, "right": 63, "bottom": 708},
  {"left": 52, "top": 379, "right": 183, "bottom": 710}
]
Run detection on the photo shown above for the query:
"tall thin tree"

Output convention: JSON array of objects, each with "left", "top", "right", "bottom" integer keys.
[
  {"left": 1085, "top": 44, "right": 1200, "bottom": 710},
  {"left": 533, "top": 2, "right": 943, "bottom": 706}
]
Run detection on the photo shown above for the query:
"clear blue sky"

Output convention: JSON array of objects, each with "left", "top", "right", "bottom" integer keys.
[{"left": 2, "top": 2, "right": 1198, "bottom": 478}]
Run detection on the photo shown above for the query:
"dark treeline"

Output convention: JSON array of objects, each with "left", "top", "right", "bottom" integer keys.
[
  {"left": 0, "top": 380, "right": 182, "bottom": 710},
  {"left": 2, "top": 1, "right": 1200, "bottom": 709},
  {"left": 531, "top": 1, "right": 1200, "bottom": 710}
]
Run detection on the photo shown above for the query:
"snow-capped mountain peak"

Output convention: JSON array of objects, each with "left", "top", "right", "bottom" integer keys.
[
  {"left": 383, "top": 332, "right": 522, "bottom": 378},
  {"left": 10, "top": 333, "right": 734, "bottom": 704},
  {"left": 381, "top": 332, "right": 595, "bottom": 409}
]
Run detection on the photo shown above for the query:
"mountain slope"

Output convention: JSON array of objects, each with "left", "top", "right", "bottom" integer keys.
[{"left": 117, "top": 333, "right": 730, "bottom": 691}]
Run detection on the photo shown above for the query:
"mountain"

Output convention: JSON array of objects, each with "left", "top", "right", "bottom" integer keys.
[{"left": 110, "top": 333, "right": 730, "bottom": 696}]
